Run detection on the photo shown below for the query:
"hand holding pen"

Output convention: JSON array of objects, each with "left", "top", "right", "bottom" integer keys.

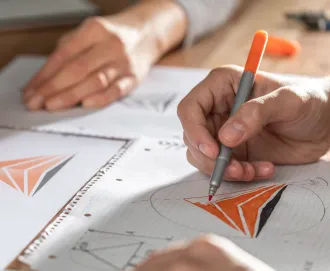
[
  {"left": 208, "top": 30, "right": 268, "bottom": 199},
  {"left": 178, "top": 30, "right": 330, "bottom": 193}
]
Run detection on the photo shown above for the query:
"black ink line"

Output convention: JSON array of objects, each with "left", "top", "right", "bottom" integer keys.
[
  {"left": 88, "top": 229, "right": 173, "bottom": 241},
  {"left": 315, "top": 177, "right": 328, "bottom": 186},
  {"left": 88, "top": 242, "right": 143, "bottom": 252},
  {"left": 123, "top": 242, "right": 144, "bottom": 269},
  {"left": 279, "top": 184, "right": 326, "bottom": 236},
  {"left": 82, "top": 248, "right": 121, "bottom": 270}
]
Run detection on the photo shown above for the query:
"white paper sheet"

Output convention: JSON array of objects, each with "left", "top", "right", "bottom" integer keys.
[
  {"left": 0, "top": 56, "right": 208, "bottom": 138},
  {"left": 20, "top": 137, "right": 330, "bottom": 271},
  {"left": 0, "top": 128, "right": 125, "bottom": 269}
]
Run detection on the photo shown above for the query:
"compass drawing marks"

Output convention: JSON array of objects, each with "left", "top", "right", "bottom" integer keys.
[
  {"left": 149, "top": 178, "right": 326, "bottom": 238},
  {"left": 71, "top": 229, "right": 173, "bottom": 270}
]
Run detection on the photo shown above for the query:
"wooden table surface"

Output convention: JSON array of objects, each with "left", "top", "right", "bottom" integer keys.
[
  {"left": 4, "top": 0, "right": 330, "bottom": 269},
  {"left": 1, "top": 0, "right": 330, "bottom": 76}
]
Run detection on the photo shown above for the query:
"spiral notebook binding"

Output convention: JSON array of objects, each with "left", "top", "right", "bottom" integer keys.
[{"left": 19, "top": 138, "right": 135, "bottom": 260}]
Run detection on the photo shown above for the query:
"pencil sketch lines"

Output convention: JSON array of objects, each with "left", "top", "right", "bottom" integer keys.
[{"left": 71, "top": 229, "right": 172, "bottom": 270}]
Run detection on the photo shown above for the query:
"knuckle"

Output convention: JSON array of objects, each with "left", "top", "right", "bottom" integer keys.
[
  {"left": 243, "top": 101, "right": 263, "bottom": 122},
  {"left": 279, "top": 86, "right": 308, "bottom": 116},
  {"left": 208, "top": 65, "right": 241, "bottom": 78}
]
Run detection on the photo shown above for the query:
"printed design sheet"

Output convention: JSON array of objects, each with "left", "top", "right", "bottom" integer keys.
[
  {"left": 0, "top": 128, "right": 125, "bottom": 269},
  {"left": 21, "top": 137, "right": 330, "bottom": 271},
  {"left": 0, "top": 56, "right": 208, "bottom": 138}
]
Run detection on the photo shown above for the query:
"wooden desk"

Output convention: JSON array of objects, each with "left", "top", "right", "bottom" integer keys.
[
  {"left": 4, "top": 0, "right": 330, "bottom": 269},
  {"left": 160, "top": 0, "right": 330, "bottom": 76},
  {"left": 1, "top": 0, "right": 330, "bottom": 76}
]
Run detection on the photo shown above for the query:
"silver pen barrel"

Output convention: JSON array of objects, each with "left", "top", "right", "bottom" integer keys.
[{"left": 208, "top": 71, "right": 255, "bottom": 198}]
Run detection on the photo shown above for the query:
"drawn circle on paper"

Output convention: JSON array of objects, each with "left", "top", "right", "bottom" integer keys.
[{"left": 150, "top": 179, "right": 326, "bottom": 239}]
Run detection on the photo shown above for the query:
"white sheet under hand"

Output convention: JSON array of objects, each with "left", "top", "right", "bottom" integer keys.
[{"left": 0, "top": 56, "right": 209, "bottom": 138}]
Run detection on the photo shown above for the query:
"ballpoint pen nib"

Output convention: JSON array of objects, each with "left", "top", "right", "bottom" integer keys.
[{"left": 208, "top": 195, "right": 213, "bottom": 201}]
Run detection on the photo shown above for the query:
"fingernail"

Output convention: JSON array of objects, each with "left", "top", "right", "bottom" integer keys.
[
  {"left": 24, "top": 89, "right": 35, "bottom": 99},
  {"left": 26, "top": 94, "right": 43, "bottom": 110},
  {"left": 260, "top": 165, "right": 271, "bottom": 175},
  {"left": 220, "top": 122, "right": 245, "bottom": 143},
  {"left": 199, "top": 144, "right": 214, "bottom": 158},
  {"left": 82, "top": 99, "right": 96, "bottom": 108},
  {"left": 46, "top": 99, "right": 64, "bottom": 110}
]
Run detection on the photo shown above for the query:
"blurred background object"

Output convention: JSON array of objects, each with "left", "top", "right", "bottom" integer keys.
[
  {"left": 286, "top": 10, "right": 330, "bottom": 31},
  {"left": 0, "top": 0, "right": 100, "bottom": 31}
]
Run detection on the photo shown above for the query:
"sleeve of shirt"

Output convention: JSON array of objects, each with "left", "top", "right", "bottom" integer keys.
[{"left": 175, "top": 0, "right": 242, "bottom": 46}]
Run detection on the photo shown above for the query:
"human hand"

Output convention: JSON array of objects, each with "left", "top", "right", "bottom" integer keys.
[
  {"left": 23, "top": 1, "right": 186, "bottom": 111},
  {"left": 135, "top": 234, "right": 274, "bottom": 271},
  {"left": 177, "top": 65, "right": 330, "bottom": 180}
]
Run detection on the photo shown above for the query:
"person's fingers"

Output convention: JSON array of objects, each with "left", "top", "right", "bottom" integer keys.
[
  {"left": 186, "top": 149, "right": 273, "bottom": 181},
  {"left": 177, "top": 67, "right": 241, "bottom": 160},
  {"left": 44, "top": 66, "right": 120, "bottom": 111},
  {"left": 218, "top": 86, "right": 306, "bottom": 148},
  {"left": 82, "top": 76, "right": 136, "bottom": 108},
  {"left": 28, "top": 42, "right": 123, "bottom": 103},
  {"left": 185, "top": 139, "right": 216, "bottom": 175},
  {"left": 24, "top": 17, "right": 109, "bottom": 94}
]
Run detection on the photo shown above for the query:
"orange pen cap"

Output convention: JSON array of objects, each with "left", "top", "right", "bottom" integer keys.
[
  {"left": 265, "top": 35, "right": 301, "bottom": 57},
  {"left": 244, "top": 30, "right": 268, "bottom": 74}
]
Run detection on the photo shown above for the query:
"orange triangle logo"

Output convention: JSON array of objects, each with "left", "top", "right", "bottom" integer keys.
[
  {"left": 0, "top": 155, "right": 73, "bottom": 196},
  {"left": 185, "top": 184, "right": 287, "bottom": 238}
]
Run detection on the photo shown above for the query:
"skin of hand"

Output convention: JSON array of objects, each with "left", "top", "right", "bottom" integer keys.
[
  {"left": 177, "top": 65, "right": 330, "bottom": 181},
  {"left": 23, "top": 0, "right": 187, "bottom": 111},
  {"left": 135, "top": 234, "right": 275, "bottom": 271}
]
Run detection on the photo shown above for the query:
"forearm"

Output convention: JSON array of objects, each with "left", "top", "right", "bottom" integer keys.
[
  {"left": 176, "top": 0, "right": 242, "bottom": 46},
  {"left": 109, "top": 0, "right": 187, "bottom": 63}
]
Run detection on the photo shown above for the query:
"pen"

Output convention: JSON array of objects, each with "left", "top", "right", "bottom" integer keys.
[{"left": 208, "top": 30, "right": 268, "bottom": 201}]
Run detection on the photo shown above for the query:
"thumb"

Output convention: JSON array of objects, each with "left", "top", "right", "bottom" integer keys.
[{"left": 218, "top": 87, "right": 302, "bottom": 148}]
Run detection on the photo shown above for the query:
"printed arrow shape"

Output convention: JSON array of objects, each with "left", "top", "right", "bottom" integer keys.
[{"left": 0, "top": 155, "right": 73, "bottom": 196}]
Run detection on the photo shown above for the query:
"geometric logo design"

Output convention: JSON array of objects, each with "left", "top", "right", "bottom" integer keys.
[
  {"left": 185, "top": 184, "right": 287, "bottom": 238},
  {"left": 121, "top": 93, "right": 177, "bottom": 113},
  {"left": 0, "top": 155, "right": 73, "bottom": 196}
]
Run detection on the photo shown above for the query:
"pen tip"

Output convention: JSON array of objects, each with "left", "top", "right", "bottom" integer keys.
[{"left": 208, "top": 195, "right": 213, "bottom": 201}]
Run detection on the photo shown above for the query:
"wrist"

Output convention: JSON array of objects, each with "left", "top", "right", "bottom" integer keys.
[{"left": 116, "top": 0, "right": 188, "bottom": 62}]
